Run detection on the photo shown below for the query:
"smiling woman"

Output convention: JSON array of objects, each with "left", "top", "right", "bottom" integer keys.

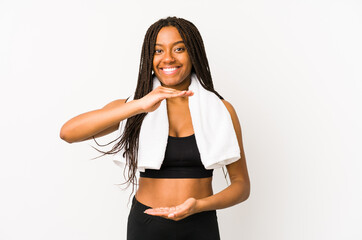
[{"left": 60, "top": 16, "right": 250, "bottom": 240}]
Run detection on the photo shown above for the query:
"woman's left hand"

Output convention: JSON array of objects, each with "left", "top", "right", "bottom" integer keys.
[{"left": 144, "top": 198, "right": 199, "bottom": 221}]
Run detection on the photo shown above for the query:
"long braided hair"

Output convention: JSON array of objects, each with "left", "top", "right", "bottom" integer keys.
[{"left": 93, "top": 16, "right": 228, "bottom": 202}]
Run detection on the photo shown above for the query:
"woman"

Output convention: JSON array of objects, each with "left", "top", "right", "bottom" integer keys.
[{"left": 60, "top": 16, "right": 250, "bottom": 240}]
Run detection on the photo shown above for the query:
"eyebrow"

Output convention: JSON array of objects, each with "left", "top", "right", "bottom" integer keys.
[{"left": 155, "top": 41, "right": 184, "bottom": 46}]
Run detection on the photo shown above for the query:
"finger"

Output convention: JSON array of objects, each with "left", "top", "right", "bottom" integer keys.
[
  {"left": 181, "top": 90, "right": 194, "bottom": 96},
  {"left": 168, "top": 211, "right": 189, "bottom": 221},
  {"left": 168, "top": 91, "right": 194, "bottom": 99},
  {"left": 163, "top": 91, "right": 186, "bottom": 99},
  {"left": 165, "top": 198, "right": 196, "bottom": 220},
  {"left": 145, "top": 211, "right": 170, "bottom": 218},
  {"left": 144, "top": 207, "right": 171, "bottom": 215},
  {"left": 167, "top": 207, "right": 186, "bottom": 219},
  {"left": 168, "top": 212, "right": 176, "bottom": 218},
  {"left": 144, "top": 205, "right": 179, "bottom": 218},
  {"left": 145, "top": 208, "right": 165, "bottom": 213},
  {"left": 146, "top": 209, "right": 184, "bottom": 220},
  {"left": 160, "top": 89, "right": 178, "bottom": 94},
  {"left": 158, "top": 86, "right": 193, "bottom": 95}
]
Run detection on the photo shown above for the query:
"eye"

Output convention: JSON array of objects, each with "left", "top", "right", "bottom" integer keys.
[
  {"left": 175, "top": 47, "right": 185, "bottom": 52},
  {"left": 155, "top": 49, "right": 163, "bottom": 54}
]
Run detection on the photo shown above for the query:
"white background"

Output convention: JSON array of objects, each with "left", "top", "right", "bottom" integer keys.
[{"left": 1, "top": 0, "right": 361, "bottom": 239}]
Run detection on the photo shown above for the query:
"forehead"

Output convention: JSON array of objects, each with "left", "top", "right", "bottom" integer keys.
[{"left": 156, "top": 26, "right": 183, "bottom": 44}]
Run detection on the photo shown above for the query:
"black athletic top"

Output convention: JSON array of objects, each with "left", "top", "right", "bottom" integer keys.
[{"left": 140, "top": 134, "right": 213, "bottom": 178}]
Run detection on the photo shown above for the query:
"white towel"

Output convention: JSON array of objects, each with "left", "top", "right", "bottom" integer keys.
[{"left": 113, "top": 73, "right": 241, "bottom": 172}]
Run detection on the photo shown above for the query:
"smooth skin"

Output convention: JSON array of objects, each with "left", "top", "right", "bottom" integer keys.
[{"left": 60, "top": 26, "right": 250, "bottom": 222}]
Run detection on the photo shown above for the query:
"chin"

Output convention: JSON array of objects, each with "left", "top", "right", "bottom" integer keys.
[{"left": 157, "top": 74, "right": 185, "bottom": 86}]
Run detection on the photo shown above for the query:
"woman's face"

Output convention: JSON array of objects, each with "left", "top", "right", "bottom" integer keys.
[{"left": 152, "top": 26, "right": 193, "bottom": 88}]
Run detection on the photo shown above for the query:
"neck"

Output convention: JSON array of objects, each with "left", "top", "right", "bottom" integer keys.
[{"left": 167, "top": 95, "right": 189, "bottom": 104}]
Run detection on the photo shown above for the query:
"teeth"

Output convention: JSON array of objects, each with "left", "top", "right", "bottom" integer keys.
[{"left": 162, "top": 67, "right": 178, "bottom": 72}]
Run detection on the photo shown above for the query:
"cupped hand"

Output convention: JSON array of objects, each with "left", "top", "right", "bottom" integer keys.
[
  {"left": 143, "top": 197, "right": 198, "bottom": 221},
  {"left": 138, "top": 86, "right": 194, "bottom": 113}
]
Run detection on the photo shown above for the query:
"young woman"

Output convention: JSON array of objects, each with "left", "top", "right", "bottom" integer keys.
[{"left": 60, "top": 16, "right": 250, "bottom": 240}]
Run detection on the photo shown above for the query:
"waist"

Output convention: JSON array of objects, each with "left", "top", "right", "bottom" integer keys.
[{"left": 136, "top": 177, "right": 213, "bottom": 208}]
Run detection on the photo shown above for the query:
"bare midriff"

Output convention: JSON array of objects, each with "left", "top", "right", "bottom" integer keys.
[{"left": 135, "top": 177, "right": 213, "bottom": 208}]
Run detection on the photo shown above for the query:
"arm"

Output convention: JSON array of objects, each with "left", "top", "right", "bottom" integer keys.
[
  {"left": 60, "top": 87, "right": 193, "bottom": 144},
  {"left": 196, "top": 100, "right": 250, "bottom": 212},
  {"left": 59, "top": 98, "right": 143, "bottom": 143}
]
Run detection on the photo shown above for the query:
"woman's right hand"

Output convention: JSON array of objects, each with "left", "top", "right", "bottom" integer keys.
[{"left": 139, "top": 86, "right": 194, "bottom": 113}]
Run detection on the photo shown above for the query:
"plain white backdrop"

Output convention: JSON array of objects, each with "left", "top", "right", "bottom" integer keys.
[{"left": 1, "top": 0, "right": 361, "bottom": 239}]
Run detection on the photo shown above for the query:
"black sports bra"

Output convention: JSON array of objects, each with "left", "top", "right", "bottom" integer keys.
[{"left": 140, "top": 134, "right": 213, "bottom": 178}]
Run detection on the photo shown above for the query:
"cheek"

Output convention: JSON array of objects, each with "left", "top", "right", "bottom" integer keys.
[
  {"left": 185, "top": 57, "right": 192, "bottom": 71},
  {"left": 183, "top": 53, "right": 191, "bottom": 67},
  {"left": 153, "top": 56, "right": 161, "bottom": 69},
  {"left": 152, "top": 59, "right": 157, "bottom": 71}
]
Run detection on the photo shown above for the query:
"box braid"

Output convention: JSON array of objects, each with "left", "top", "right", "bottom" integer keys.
[{"left": 92, "top": 16, "right": 227, "bottom": 204}]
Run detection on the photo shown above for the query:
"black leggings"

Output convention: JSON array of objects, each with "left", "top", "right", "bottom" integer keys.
[{"left": 127, "top": 196, "right": 221, "bottom": 240}]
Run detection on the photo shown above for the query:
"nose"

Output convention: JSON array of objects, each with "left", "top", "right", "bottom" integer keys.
[{"left": 162, "top": 50, "right": 175, "bottom": 63}]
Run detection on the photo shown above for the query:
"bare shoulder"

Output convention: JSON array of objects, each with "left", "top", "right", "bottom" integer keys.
[
  {"left": 102, "top": 98, "right": 128, "bottom": 109},
  {"left": 221, "top": 99, "right": 237, "bottom": 118},
  {"left": 221, "top": 99, "right": 242, "bottom": 138}
]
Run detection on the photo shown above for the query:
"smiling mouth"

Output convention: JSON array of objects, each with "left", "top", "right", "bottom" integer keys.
[{"left": 160, "top": 66, "right": 180, "bottom": 75}]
